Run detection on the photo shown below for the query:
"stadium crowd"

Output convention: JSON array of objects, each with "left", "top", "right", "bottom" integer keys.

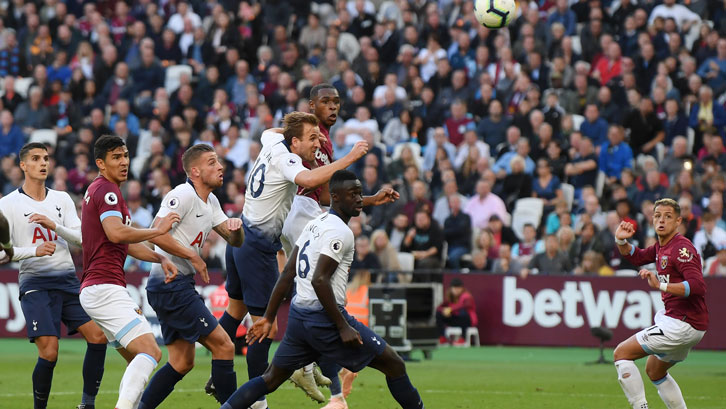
[{"left": 2, "top": 0, "right": 726, "bottom": 277}]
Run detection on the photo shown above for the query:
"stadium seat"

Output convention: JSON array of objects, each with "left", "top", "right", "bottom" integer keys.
[
  {"left": 513, "top": 197, "right": 544, "bottom": 216},
  {"left": 571, "top": 114, "right": 585, "bottom": 131},
  {"left": 571, "top": 35, "right": 582, "bottom": 55},
  {"left": 595, "top": 171, "right": 605, "bottom": 197},
  {"left": 444, "top": 327, "right": 480, "bottom": 347},
  {"left": 560, "top": 183, "right": 575, "bottom": 211},
  {"left": 512, "top": 209, "right": 542, "bottom": 240},
  {"left": 397, "top": 252, "right": 415, "bottom": 272},
  {"left": 14, "top": 77, "right": 33, "bottom": 99},
  {"left": 164, "top": 64, "right": 193, "bottom": 94},
  {"left": 655, "top": 142, "right": 665, "bottom": 163},
  {"left": 391, "top": 142, "right": 422, "bottom": 164},
  {"left": 29, "top": 129, "right": 58, "bottom": 147},
  {"left": 687, "top": 128, "right": 695, "bottom": 154}
]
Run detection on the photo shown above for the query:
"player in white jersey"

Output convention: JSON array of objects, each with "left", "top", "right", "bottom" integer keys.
[
  {"left": 216, "top": 112, "right": 367, "bottom": 409},
  {"left": 0, "top": 143, "right": 107, "bottom": 409},
  {"left": 137, "top": 144, "right": 243, "bottom": 408},
  {"left": 220, "top": 170, "right": 425, "bottom": 409}
]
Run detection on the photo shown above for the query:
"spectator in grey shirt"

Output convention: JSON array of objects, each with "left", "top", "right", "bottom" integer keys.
[{"left": 521, "top": 234, "right": 573, "bottom": 278}]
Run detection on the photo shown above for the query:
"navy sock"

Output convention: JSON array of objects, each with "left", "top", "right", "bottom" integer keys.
[
  {"left": 81, "top": 342, "right": 106, "bottom": 406},
  {"left": 138, "top": 362, "right": 185, "bottom": 409},
  {"left": 246, "top": 338, "right": 271, "bottom": 403},
  {"left": 319, "top": 360, "right": 342, "bottom": 395},
  {"left": 246, "top": 338, "right": 271, "bottom": 379},
  {"left": 32, "top": 357, "right": 56, "bottom": 409},
  {"left": 386, "top": 375, "right": 424, "bottom": 409},
  {"left": 221, "top": 377, "right": 269, "bottom": 409},
  {"left": 218, "top": 312, "right": 242, "bottom": 342},
  {"left": 212, "top": 359, "right": 237, "bottom": 403}
]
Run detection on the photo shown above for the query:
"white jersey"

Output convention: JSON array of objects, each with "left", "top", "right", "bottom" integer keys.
[
  {"left": 292, "top": 211, "right": 354, "bottom": 310},
  {"left": 243, "top": 130, "right": 308, "bottom": 241},
  {"left": 0, "top": 188, "right": 79, "bottom": 278},
  {"left": 148, "top": 181, "right": 227, "bottom": 289}
]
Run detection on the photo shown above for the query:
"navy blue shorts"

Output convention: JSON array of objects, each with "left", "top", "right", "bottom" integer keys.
[
  {"left": 226, "top": 224, "right": 281, "bottom": 316},
  {"left": 147, "top": 287, "right": 218, "bottom": 345},
  {"left": 20, "top": 290, "right": 91, "bottom": 341},
  {"left": 272, "top": 307, "right": 387, "bottom": 372}
]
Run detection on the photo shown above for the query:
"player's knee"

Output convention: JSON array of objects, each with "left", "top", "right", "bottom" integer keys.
[
  {"left": 87, "top": 329, "right": 107, "bottom": 344},
  {"left": 38, "top": 346, "right": 59, "bottom": 362},
  {"left": 613, "top": 342, "right": 627, "bottom": 361},
  {"left": 146, "top": 344, "right": 163, "bottom": 363},
  {"left": 219, "top": 338, "right": 235, "bottom": 358},
  {"left": 645, "top": 365, "right": 665, "bottom": 381},
  {"left": 175, "top": 358, "right": 195, "bottom": 374},
  {"left": 383, "top": 348, "right": 407, "bottom": 377}
]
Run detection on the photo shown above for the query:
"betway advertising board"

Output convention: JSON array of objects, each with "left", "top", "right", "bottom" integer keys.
[{"left": 443, "top": 274, "right": 725, "bottom": 350}]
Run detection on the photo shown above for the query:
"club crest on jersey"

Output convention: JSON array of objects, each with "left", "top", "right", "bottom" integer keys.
[
  {"left": 660, "top": 256, "right": 668, "bottom": 270},
  {"left": 134, "top": 308, "right": 143, "bottom": 316},
  {"left": 167, "top": 197, "right": 180, "bottom": 209},
  {"left": 677, "top": 247, "right": 693, "bottom": 263},
  {"left": 330, "top": 239, "right": 343, "bottom": 253},
  {"left": 104, "top": 192, "right": 118, "bottom": 205}
]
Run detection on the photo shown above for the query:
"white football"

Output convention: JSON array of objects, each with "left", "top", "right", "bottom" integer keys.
[{"left": 474, "top": 0, "right": 517, "bottom": 29}]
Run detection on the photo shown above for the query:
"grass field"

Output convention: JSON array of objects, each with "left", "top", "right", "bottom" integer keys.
[{"left": 0, "top": 339, "right": 724, "bottom": 409}]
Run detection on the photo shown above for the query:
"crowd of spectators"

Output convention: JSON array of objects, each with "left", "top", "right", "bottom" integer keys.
[{"left": 2, "top": 0, "right": 726, "bottom": 277}]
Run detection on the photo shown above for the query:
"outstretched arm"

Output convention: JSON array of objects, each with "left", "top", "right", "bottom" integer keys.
[
  {"left": 362, "top": 187, "right": 400, "bottom": 207},
  {"left": 294, "top": 142, "right": 368, "bottom": 189},
  {"left": 102, "top": 212, "right": 180, "bottom": 244}
]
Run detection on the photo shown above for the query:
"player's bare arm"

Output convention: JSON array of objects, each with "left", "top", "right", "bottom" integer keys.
[
  {"left": 361, "top": 187, "right": 400, "bottom": 207},
  {"left": 247, "top": 246, "right": 300, "bottom": 344},
  {"left": 0, "top": 211, "right": 13, "bottom": 261},
  {"left": 312, "top": 253, "right": 363, "bottom": 347},
  {"left": 615, "top": 221, "right": 635, "bottom": 255},
  {"left": 128, "top": 243, "right": 179, "bottom": 283},
  {"left": 102, "top": 212, "right": 180, "bottom": 244},
  {"left": 148, "top": 222, "right": 209, "bottom": 283},
  {"left": 638, "top": 268, "right": 689, "bottom": 296},
  {"left": 294, "top": 141, "right": 369, "bottom": 189},
  {"left": 213, "top": 217, "right": 244, "bottom": 247},
  {"left": 28, "top": 213, "right": 82, "bottom": 247}
]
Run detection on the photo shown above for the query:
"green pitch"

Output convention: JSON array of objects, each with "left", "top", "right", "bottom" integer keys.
[{"left": 1, "top": 339, "right": 724, "bottom": 408}]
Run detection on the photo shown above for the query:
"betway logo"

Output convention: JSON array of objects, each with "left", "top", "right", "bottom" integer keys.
[{"left": 502, "top": 277, "right": 665, "bottom": 329}]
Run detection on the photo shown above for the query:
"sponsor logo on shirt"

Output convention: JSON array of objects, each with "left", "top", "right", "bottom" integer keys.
[
  {"left": 167, "top": 197, "right": 179, "bottom": 209},
  {"left": 677, "top": 247, "right": 693, "bottom": 263},
  {"left": 330, "top": 239, "right": 343, "bottom": 253},
  {"left": 104, "top": 192, "right": 118, "bottom": 205}
]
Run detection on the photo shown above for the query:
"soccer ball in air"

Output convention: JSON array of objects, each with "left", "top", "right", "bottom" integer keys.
[{"left": 474, "top": 0, "right": 516, "bottom": 29}]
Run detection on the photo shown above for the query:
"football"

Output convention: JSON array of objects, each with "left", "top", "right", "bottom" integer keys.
[{"left": 474, "top": 0, "right": 516, "bottom": 29}]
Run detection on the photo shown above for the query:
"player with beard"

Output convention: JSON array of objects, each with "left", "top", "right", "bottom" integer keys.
[{"left": 138, "top": 144, "right": 245, "bottom": 408}]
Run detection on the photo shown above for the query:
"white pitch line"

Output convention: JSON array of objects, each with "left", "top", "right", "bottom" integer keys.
[{"left": 421, "top": 389, "right": 717, "bottom": 401}]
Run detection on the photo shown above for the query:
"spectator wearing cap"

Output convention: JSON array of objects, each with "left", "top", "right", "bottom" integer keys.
[
  {"left": 464, "top": 179, "right": 508, "bottom": 230},
  {"left": 0, "top": 110, "right": 24, "bottom": 158}
]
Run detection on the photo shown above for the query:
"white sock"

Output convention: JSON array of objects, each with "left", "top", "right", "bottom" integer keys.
[
  {"left": 654, "top": 374, "right": 687, "bottom": 409},
  {"left": 615, "top": 360, "right": 649, "bottom": 409},
  {"left": 304, "top": 363, "right": 314, "bottom": 374},
  {"left": 250, "top": 398, "right": 268, "bottom": 409},
  {"left": 331, "top": 393, "right": 344, "bottom": 399},
  {"left": 115, "top": 353, "right": 158, "bottom": 409}
]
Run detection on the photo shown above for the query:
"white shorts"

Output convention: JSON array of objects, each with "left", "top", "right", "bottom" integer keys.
[
  {"left": 79, "top": 284, "right": 153, "bottom": 349},
  {"left": 636, "top": 309, "right": 705, "bottom": 363},
  {"left": 281, "top": 195, "right": 323, "bottom": 255}
]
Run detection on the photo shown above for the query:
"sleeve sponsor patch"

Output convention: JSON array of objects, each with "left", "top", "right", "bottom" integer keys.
[
  {"left": 287, "top": 158, "right": 298, "bottom": 167},
  {"left": 104, "top": 192, "right": 118, "bottom": 205},
  {"left": 330, "top": 239, "right": 343, "bottom": 253},
  {"left": 677, "top": 247, "right": 693, "bottom": 263},
  {"left": 167, "top": 197, "right": 180, "bottom": 209}
]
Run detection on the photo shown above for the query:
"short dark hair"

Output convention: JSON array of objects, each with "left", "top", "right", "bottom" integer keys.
[
  {"left": 654, "top": 198, "right": 681, "bottom": 216},
  {"left": 310, "top": 83, "right": 337, "bottom": 100},
  {"left": 329, "top": 169, "right": 358, "bottom": 193},
  {"left": 19, "top": 142, "right": 47, "bottom": 161},
  {"left": 94, "top": 135, "right": 126, "bottom": 161},
  {"left": 282, "top": 112, "right": 319, "bottom": 145},
  {"left": 182, "top": 143, "right": 215, "bottom": 175}
]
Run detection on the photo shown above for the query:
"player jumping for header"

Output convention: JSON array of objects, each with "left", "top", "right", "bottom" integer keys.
[{"left": 613, "top": 198, "right": 708, "bottom": 409}]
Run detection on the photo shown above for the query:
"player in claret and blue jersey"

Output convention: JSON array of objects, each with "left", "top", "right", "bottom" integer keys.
[
  {"left": 80, "top": 135, "right": 180, "bottom": 409},
  {"left": 613, "top": 198, "right": 708, "bottom": 409}
]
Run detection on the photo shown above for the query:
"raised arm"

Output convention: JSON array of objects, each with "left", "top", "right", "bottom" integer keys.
[
  {"left": 102, "top": 212, "right": 180, "bottom": 244},
  {"left": 294, "top": 142, "right": 368, "bottom": 189},
  {"left": 312, "top": 254, "right": 362, "bottom": 347}
]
